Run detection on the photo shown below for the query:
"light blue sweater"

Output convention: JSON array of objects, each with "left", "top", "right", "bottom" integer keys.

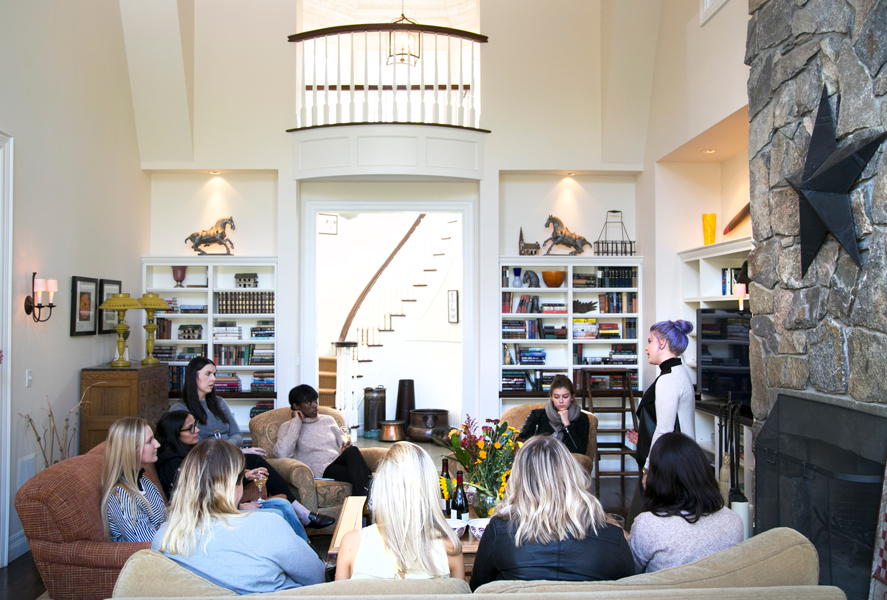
[
  {"left": 152, "top": 511, "right": 324, "bottom": 594},
  {"left": 169, "top": 397, "right": 242, "bottom": 447}
]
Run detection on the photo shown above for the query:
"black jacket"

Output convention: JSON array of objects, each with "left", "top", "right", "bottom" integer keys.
[
  {"left": 518, "top": 408, "right": 589, "bottom": 455},
  {"left": 155, "top": 443, "right": 188, "bottom": 498},
  {"left": 635, "top": 357, "right": 683, "bottom": 471},
  {"left": 469, "top": 516, "right": 636, "bottom": 590}
]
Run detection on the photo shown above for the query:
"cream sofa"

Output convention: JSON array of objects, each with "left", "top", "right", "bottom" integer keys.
[{"left": 111, "top": 527, "right": 845, "bottom": 599}]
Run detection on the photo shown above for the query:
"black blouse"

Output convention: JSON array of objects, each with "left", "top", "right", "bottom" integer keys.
[{"left": 517, "top": 408, "right": 589, "bottom": 455}]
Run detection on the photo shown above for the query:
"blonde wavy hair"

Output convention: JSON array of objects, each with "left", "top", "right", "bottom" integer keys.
[
  {"left": 156, "top": 438, "right": 245, "bottom": 556},
  {"left": 100, "top": 417, "right": 154, "bottom": 541},
  {"left": 372, "top": 441, "right": 461, "bottom": 577},
  {"left": 496, "top": 435, "right": 605, "bottom": 546}
]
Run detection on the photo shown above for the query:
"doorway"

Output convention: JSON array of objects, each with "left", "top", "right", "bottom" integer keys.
[{"left": 0, "top": 131, "right": 14, "bottom": 567}]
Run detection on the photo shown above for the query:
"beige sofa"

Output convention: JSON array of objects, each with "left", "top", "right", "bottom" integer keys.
[{"left": 111, "top": 527, "right": 845, "bottom": 599}]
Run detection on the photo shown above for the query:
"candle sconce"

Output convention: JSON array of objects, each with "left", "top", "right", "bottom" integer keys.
[{"left": 24, "top": 272, "right": 58, "bottom": 323}]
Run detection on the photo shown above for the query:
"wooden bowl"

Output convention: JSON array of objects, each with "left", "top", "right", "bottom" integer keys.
[{"left": 542, "top": 271, "right": 566, "bottom": 288}]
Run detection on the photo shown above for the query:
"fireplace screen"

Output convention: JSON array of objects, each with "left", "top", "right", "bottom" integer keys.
[{"left": 755, "top": 394, "right": 886, "bottom": 600}]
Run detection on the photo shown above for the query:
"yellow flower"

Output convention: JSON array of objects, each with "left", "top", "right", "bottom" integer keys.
[
  {"left": 439, "top": 477, "right": 449, "bottom": 500},
  {"left": 477, "top": 439, "right": 485, "bottom": 450},
  {"left": 507, "top": 426, "right": 518, "bottom": 433},
  {"left": 479, "top": 450, "right": 487, "bottom": 459},
  {"left": 448, "top": 429, "right": 459, "bottom": 439},
  {"left": 494, "top": 442, "right": 501, "bottom": 449},
  {"left": 517, "top": 441, "right": 524, "bottom": 448}
]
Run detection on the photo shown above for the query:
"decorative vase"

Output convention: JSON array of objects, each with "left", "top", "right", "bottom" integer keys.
[
  {"left": 472, "top": 491, "right": 499, "bottom": 518},
  {"left": 512, "top": 268, "right": 522, "bottom": 288},
  {"left": 172, "top": 266, "right": 187, "bottom": 288}
]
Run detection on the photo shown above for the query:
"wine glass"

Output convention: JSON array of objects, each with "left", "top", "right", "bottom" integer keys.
[
  {"left": 340, "top": 426, "right": 352, "bottom": 446},
  {"left": 254, "top": 473, "right": 267, "bottom": 501}
]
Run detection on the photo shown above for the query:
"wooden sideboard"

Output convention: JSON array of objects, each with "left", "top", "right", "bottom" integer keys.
[{"left": 79, "top": 363, "right": 169, "bottom": 454}]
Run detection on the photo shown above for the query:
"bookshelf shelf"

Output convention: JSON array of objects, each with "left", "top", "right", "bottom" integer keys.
[{"left": 143, "top": 257, "right": 278, "bottom": 419}]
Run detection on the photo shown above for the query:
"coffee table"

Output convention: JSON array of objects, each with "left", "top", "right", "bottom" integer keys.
[{"left": 329, "top": 495, "right": 481, "bottom": 577}]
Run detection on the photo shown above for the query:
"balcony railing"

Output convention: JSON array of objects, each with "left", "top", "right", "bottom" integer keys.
[{"left": 289, "top": 24, "right": 488, "bottom": 130}]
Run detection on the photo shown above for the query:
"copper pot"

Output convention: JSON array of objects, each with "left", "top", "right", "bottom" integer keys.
[
  {"left": 407, "top": 409, "right": 449, "bottom": 443},
  {"left": 379, "top": 420, "right": 405, "bottom": 442}
]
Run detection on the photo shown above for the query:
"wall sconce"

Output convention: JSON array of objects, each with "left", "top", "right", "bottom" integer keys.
[{"left": 24, "top": 272, "right": 58, "bottom": 323}]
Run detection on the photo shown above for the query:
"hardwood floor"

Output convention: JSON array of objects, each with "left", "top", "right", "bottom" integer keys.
[{"left": 0, "top": 552, "right": 45, "bottom": 600}]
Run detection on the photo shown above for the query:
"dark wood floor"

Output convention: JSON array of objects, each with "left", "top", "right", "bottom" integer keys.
[{"left": 0, "top": 476, "right": 637, "bottom": 600}]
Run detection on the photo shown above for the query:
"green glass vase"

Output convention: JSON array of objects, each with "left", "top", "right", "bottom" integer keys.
[{"left": 472, "top": 491, "right": 499, "bottom": 518}]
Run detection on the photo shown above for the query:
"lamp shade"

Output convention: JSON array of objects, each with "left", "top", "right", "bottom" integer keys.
[
  {"left": 45, "top": 279, "right": 58, "bottom": 293},
  {"left": 33, "top": 278, "right": 47, "bottom": 293},
  {"left": 138, "top": 293, "right": 171, "bottom": 311},
  {"left": 98, "top": 293, "right": 143, "bottom": 311}
]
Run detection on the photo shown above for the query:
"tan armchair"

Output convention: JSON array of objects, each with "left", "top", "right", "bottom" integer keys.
[
  {"left": 500, "top": 402, "right": 598, "bottom": 479},
  {"left": 249, "top": 406, "right": 388, "bottom": 535}
]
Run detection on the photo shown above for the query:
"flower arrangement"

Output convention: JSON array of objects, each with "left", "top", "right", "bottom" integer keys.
[{"left": 435, "top": 415, "right": 521, "bottom": 499}]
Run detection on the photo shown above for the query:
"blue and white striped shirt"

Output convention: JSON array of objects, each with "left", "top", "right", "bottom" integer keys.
[{"left": 106, "top": 474, "right": 168, "bottom": 543}]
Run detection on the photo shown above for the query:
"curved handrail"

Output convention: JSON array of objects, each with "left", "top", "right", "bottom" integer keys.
[
  {"left": 289, "top": 23, "right": 488, "bottom": 44},
  {"left": 336, "top": 213, "right": 426, "bottom": 343}
]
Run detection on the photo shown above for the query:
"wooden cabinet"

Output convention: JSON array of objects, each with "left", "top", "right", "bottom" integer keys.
[{"left": 79, "top": 363, "right": 169, "bottom": 454}]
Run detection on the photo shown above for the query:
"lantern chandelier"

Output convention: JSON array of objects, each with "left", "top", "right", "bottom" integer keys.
[{"left": 388, "top": 1, "right": 420, "bottom": 66}]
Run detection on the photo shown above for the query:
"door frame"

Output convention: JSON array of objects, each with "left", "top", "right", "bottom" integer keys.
[{"left": 0, "top": 131, "right": 14, "bottom": 568}]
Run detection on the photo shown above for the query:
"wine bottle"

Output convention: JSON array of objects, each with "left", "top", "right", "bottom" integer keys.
[
  {"left": 452, "top": 470, "right": 469, "bottom": 522},
  {"left": 362, "top": 476, "right": 374, "bottom": 528},
  {"left": 440, "top": 458, "right": 451, "bottom": 513}
]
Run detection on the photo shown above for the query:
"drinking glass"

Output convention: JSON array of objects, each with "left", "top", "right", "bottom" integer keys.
[
  {"left": 606, "top": 513, "right": 625, "bottom": 528},
  {"left": 340, "top": 426, "right": 352, "bottom": 446},
  {"left": 254, "top": 473, "right": 267, "bottom": 501}
]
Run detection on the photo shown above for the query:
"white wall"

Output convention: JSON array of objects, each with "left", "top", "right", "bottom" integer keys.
[
  {"left": 150, "top": 173, "right": 278, "bottom": 256},
  {"left": 720, "top": 151, "right": 752, "bottom": 240},
  {"left": 0, "top": 0, "right": 150, "bottom": 559}
]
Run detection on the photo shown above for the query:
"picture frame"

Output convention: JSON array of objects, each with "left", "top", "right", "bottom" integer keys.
[
  {"left": 98, "top": 279, "right": 122, "bottom": 334},
  {"left": 318, "top": 213, "right": 338, "bottom": 235},
  {"left": 71, "top": 276, "right": 99, "bottom": 336},
  {"left": 448, "top": 290, "right": 459, "bottom": 323}
]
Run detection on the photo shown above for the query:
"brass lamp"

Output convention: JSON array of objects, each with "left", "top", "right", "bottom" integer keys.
[
  {"left": 138, "top": 293, "right": 171, "bottom": 366},
  {"left": 98, "top": 293, "right": 143, "bottom": 368}
]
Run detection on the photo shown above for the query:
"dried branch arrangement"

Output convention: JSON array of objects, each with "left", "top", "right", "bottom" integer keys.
[{"left": 19, "top": 381, "right": 105, "bottom": 468}]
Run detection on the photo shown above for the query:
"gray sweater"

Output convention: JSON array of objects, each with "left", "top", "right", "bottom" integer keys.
[
  {"left": 169, "top": 397, "right": 242, "bottom": 447},
  {"left": 272, "top": 414, "right": 343, "bottom": 477},
  {"left": 152, "top": 511, "right": 324, "bottom": 594}
]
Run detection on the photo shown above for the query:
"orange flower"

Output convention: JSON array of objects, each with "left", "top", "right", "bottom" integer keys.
[
  {"left": 479, "top": 450, "right": 487, "bottom": 459},
  {"left": 477, "top": 439, "right": 485, "bottom": 450}
]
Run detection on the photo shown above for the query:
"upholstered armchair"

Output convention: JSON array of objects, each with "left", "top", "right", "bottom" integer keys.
[
  {"left": 249, "top": 406, "right": 388, "bottom": 535},
  {"left": 500, "top": 402, "right": 598, "bottom": 478}
]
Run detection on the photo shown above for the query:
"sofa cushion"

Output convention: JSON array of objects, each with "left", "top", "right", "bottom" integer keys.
[
  {"left": 114, "top": 550, "right": 472, "bottom": 597},
  {"left": 474, "top": 527, "right": 818, "bottom": 594}
]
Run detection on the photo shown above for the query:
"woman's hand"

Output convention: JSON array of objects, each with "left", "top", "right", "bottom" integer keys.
[
  {"left": 626, "top": 429, "right": 638, "bottom": 445},
  {"left": 244, "top": 468, "right": 269, "bottom": 481},
  {"left": 292, "top": 409, "right": 304, "bottom": 421},
  {"left": 239, "top": 502, "right": 261, "bottom": 511},
  {"left": 340, "top": 439, "right": 352, "bottom": 452},
  {"left": 557, "top": 409, "right": 571, "bottom": 427},
  {"left": 241, "top": 447, "right": 267, "bottom": 457}
]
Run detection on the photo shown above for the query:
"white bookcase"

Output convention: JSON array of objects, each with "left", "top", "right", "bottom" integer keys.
[{"left": 141, "top": 256, "right": 278, "bottom": 438}]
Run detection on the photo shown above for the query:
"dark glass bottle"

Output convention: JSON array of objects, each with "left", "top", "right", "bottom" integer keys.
[
  {"left": 452, "top": 470, "right": 469, "bottom": 522},
  {"left": 440, "top": 458, "right": 451, "bottom": 513},
  {"left": 362, "top": 476, "right": 374, "bottom": 528}
]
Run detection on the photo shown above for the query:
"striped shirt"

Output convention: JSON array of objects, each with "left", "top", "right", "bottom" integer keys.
[{"left": 106, "top": 474, "right": 168, "bottom": 542}]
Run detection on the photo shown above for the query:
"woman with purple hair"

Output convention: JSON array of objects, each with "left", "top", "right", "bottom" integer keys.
[{"left": 625, "top": 319, "right": 695, "bottom": 529}]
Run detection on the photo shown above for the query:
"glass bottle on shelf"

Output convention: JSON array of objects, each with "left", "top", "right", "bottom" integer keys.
[{"left": 512, "top": 268, "right": 522, "bottom": 288}]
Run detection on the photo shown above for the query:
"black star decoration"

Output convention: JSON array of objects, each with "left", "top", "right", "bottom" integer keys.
[{"left": 786, "top": 88, "right": 887, "bottom": 276}]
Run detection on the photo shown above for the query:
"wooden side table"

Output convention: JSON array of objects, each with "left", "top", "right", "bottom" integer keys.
[{"left": 79, "top": 363, "right": 169, "bottom": 454}]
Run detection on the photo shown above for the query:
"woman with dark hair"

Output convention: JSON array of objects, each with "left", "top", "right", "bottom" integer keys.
[
  {"left": 626, "top": 319, "right": 696, "bottom": 527},
  {"left": 517, "top": 374, "right": 588, "bottom": 455},
  {"left": 169, "top": 357, "right": 335, "bottom": 529},
  {"left": 629, "top": 432, "right": 743, "bottom": 572}
]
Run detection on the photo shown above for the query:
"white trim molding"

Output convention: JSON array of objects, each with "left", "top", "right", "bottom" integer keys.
[
  {"left": 700, "top": 0, "right": 730, "bottom": 25},
  {"left": 0, "top": 131, "right": 14, "bottom": 567}
]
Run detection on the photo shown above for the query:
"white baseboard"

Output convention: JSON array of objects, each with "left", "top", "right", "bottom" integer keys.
[{"left": 8, "top": 529, "right": 30, "bottom": 561}]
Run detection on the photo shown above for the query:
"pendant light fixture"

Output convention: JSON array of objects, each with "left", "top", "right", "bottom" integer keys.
[{"left": 388, "top": 0, "right": 419, "bottom": 66}]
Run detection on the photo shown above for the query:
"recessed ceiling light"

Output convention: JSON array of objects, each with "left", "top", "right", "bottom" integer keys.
[
  {"left": 701, "top": 149, "right": 716, "bottom": 154},
  {"left": 210, "top": 171, "right": 221, "bottom": 175}
]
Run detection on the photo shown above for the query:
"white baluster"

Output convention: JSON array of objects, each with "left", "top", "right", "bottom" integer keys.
[
  {"left": 363, "top": 31, "right": 369, "bottom": 122},
  {"left": 458, "top": 37, "right": 464, "bottom": 127},
  {"left": 392, "top": 36, "right": 398, "bottom": 122},
  {"left": 433, "top": 34, "right": 440, "bottom": 124},
  {"left": 323, "top": 37, "right": 329, "bottom": 125},
  {"left": 297, "top": 41, "right": 305, "bottom": 127},
  {"left": 446, "top": 36, "right": 452, "bottom": 125},
  {"left": 311, "top": 39, "right": 318, "bottom": 126},
  {"left": 420, "top": 33, "right": 426, "bottom": 122},
  {"left": 377, "top": 31, "right": 383, "bottom": 121},
  {"left": 406, "top": 30, "right": 412, "bottom": 122},
  {"left": 470, "top": 41, "right": 476, "bottom": 128},
  {"left": 349, "top": 32, "right": 355, "bottom": 122},
  {"left": 336, "top": 33, "right": 342, "bottom": 124}
]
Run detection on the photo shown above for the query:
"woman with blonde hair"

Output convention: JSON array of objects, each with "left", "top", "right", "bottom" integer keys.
[
  {"left": 101, "top": 417, "right": 166, "bottom": 542},
  {"left": 152, "top": 439, "right": 324, "bottom": 594},
  {"left": 335, "top": 441, "right": 464, "bottom": 580},
  {"left": 470, "top": 436, "right": 635, "bottom": 589}
]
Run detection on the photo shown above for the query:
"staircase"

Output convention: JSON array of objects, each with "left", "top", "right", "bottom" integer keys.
[{"left": 318, "top": 356, "right": 337, "bottom": 408}]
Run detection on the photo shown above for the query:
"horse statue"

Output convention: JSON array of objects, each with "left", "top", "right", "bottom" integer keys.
[
  {"left": 185, "top": 216, "right": 236, "bottom": 255},
  {"left": 542, "top": 215, "right": 592, "bottom": 255}
]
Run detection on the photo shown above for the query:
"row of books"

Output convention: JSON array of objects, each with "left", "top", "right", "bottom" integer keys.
[
  {"left": 155, "top": 318, "right": 175, "bottom": 340},
  {"left": 502, "top": 344, "right": 547, "bottom": 366},
  {"left": 598, "top": 292, "right": 637, "bottom": 314},
  {"left": 212, "top": 344, "right": 275, "bottom": 366},
  {"left": 213, "top": 372, "right": 242, "bottom": 393},
  {"left": 501, "top": 370, "right": 567, "bottom": 392},
  {"left": 540, "top": 303, "right": 567, "bottom": 314},
  {"left": 502, "top": 293, "right": 542, "bottom": 314},
  {"left": 572, "top": 343, "right": 637, "bottom": 365},
  {"left": 154, "top": 345, "right": 206, "bottom": 364},
  {"left": 214, "top": 324, "right": 243, "bottom": 341},
  {"left": 157, "top": 298, "right": 180, "bottom": 313},
  {"left": 217, "top": 291, "right": 275, "bottom": 314},
  {"left": 579, "top": 372, "right": 640, "bottom": 392},
  {"left": 700, "top": 317, "right": 749, "bottom": 341},
  {"left": 250, "top": 370, "right": 275, "bottom": 393},
  {"left": 722, "top": 268, "right": 743, "bottom": 296},
  {"left": 573, "top": 268, "right": 638, "bottom": 288},
  {"left": 250, "top": 400, "right": 276, "bottom": 418},
  {"left": 502, "top": 319, "right": 568, "bottom": 340},
  {"left": 251, "top": 321, "right": 275, "bottom": 339}
]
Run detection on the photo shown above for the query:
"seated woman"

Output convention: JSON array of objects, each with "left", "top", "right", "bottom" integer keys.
[
  {"left": 469, "top": 436, "right": 635, "bottom": 590},
  {"left": 629, "top": 432, "right": 744, "bottom": 573},
  {"left": 273, "top": 384, "right": 372, "bottom": 496},
  {"left": 101, "top": 417, "right": 167, "bottom": 542},
  {"left": 518, "top": 374, "right": 589, "bottom": 456},
  {"left": 169, "top": 356, "right": 334, "bottom": 529},
  {"left": 152, "top": 438, "right": 325, "bottom": 594},
  {"left": 155, "top": 411, "right": 310, "bottom": 542},
  {"left": 335, "top": 442, "right": 463, "bottom": 580}
]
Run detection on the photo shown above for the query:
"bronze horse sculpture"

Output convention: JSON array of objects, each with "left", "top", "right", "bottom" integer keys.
[
  {"left": 542, "top": 215, "right": 592, "bottom": 255},
  {"left": 185, "top": 217, "right": 236, "bottom": 255}
]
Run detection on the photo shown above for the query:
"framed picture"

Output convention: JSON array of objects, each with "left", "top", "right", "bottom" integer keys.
[
  {"left": 448, "top": 290, "right": 459, "bottom": 323},
  {"left": 318, "top": 213, "right": 338, "bottom": 235},
  {"left": 70, "top": 276, "right": 99, "bottom": 336},
  {"left": 98, "top": 279, "right": 122, "bottom": 334}
]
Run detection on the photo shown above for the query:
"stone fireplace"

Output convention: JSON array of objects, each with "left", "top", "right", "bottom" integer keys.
[{"left": 746, "top": 1, "right": 887, "bottom": 598}]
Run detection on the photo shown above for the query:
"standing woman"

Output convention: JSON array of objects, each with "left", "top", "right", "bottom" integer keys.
[
  {"left": 626, "top": 319, "right": 695, "bottom": 528},
  {"left": 169, "top": 357, "right": 335, "bottom": 528},
  {"left": 517, "top": 374, "right": 588, "bottom": 455},
  {"left": 101, "top": 417, "right": 167, "bottom": 542}
]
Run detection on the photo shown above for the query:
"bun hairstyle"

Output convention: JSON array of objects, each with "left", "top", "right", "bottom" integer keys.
[{"left": 649, "top": 319, "right": 693, "bottom": 355}]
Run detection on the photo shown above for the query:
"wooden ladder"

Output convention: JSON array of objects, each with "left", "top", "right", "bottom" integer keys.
[{"left": 580, "top": 368, "right": 639, "bottom": 492}]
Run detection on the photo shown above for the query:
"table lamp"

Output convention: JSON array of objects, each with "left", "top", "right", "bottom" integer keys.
[
  {"left": 138, "top": 293, "right": 171, "bottom": 366},
  {"left": 98, "top": 293, "right": 143, "bottom": 368}
]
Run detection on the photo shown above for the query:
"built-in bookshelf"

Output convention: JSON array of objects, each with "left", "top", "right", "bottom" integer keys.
[
  {"left": 498, "top": 257, "right": 644, "bottom": 409},
  {"left": 142, "top": 257, "right": 278, "bottom": 438}
]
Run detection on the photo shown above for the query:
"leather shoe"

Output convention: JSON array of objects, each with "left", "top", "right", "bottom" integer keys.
[{"left": 305, "top": 511, "right": 336, "bottom": 529}]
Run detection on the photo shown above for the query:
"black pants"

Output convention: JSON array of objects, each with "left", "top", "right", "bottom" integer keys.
[
  {"left": 322, "top": 446, "right": 372, "bottom": 496},
  {"left": 244, "top": 454, "right": 297, "bottom": 503}
]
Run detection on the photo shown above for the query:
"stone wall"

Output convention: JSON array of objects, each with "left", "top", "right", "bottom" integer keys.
[{"left": 746, "top": 0, "right": 887, "bottom": 431}]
